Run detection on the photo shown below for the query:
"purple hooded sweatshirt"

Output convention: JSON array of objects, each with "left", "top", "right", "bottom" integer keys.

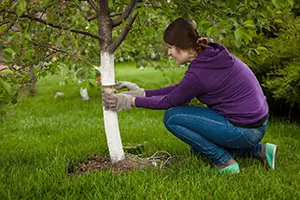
[{"left": 135, "top": 43, "right": 268, "bottom": 125}]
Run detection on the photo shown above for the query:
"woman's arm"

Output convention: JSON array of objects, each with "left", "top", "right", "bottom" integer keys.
[
  {"left": 134, "top": 71, "right": 206, "bottom": 109},
  {"left": 145, "top": 84, "right": 178, "bottom": 97}
]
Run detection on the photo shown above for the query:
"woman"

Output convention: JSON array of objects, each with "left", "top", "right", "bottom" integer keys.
[{"left": 102, "top": 18, "right": 277, "bottom": 174}]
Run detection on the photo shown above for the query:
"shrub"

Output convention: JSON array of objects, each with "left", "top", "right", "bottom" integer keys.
[{"left": 258, "top": 17, "right": 300, "bottom": 106}]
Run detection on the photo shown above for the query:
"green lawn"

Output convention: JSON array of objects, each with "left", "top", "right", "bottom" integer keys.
[{"left": 0, "top": 63, "right": 299, "bottom": 199}]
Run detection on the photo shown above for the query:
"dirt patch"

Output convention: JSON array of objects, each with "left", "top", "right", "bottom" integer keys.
[{"left": 68, "top": 153, "right": 183, "bottom": 176}]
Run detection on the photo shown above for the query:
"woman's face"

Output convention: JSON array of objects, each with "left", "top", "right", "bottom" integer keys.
[{"left": 167, "top": 45, "right": 195, "bottom": 65}]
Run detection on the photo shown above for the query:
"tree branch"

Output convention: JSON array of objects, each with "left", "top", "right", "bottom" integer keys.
[
  {"left": 112, "top": 0, "right": 137, "bottom": 27},
  {"left": 87, "top": 15, "right": 97, "bottom": 22},
  {"left": 0, "top": 21, "right": 10, "bottom": 26},
  {"left": 4, "top": 10, "right": 101, "bottom": 40},
  {"left": 110, "top": 12, "right": 123, "bottom": 17},
  {"left": 32, "top": 42, "right": 68, "bottom": 54},
  {"left": 109, "top": 7, "right": 138, "bottom": 52},
  {"left": 87, "top": 12, "right": 122, "bottom": 22},
  {"left": 87, "top": 0, "right": 98, "bottom": 13}
]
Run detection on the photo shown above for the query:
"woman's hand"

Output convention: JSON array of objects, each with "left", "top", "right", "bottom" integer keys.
[
  {"left": 116, "top": 81, "right": 145, "bottom": 97},
  {"left": 102, "top": 93, "right": 133, "bottom": 112}
]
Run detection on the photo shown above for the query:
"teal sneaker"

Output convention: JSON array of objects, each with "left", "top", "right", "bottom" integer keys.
[
  {"left": 217, "top": 162, "right": 240, "bottom": 175},
  {"left": 265, "top": 143, "right": 278, "bottom": 170}
]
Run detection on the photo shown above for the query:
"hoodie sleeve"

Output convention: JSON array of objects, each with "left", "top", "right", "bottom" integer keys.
[
  {"left": 135, "top": 70, "right": 205, "bottom": 109},
  {"left": 145, "top": 84, "right": 178, "bottom": 97}
]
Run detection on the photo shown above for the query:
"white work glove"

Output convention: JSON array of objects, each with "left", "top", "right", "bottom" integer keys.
[
  {"left": 116, "top": 81, "right": 145, "bottom": 97},
  {"left": 102, "top": 93, "right": 133, "bottom": 112}
]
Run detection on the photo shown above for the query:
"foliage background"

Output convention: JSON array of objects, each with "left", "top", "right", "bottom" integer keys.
[{"left": 1, "top": 0, "right": 300, "bottom": 118}]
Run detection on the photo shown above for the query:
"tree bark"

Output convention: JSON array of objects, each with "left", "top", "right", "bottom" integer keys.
[
  {"left": 97, "top": 0, "right": 125, "bottom": 163},
  {"left": 100, "top": 52, "right": 125, "bottom": 163},
  {"left": 29, "top": 66, "right": 36, "bottom": 96}
]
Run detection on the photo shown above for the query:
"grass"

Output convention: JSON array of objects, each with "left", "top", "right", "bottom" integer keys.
[{"left": 0, "top": 62, "right": 300, "bottom": 199}]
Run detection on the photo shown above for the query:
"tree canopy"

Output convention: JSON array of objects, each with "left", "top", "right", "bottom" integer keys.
[{"left": 0, "top": 0, "right": 297, "bottom": 116}]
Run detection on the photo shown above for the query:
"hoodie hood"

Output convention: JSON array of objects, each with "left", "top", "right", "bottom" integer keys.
[{"left": 190, "top": 42, "right": 234, "bottom": 69}]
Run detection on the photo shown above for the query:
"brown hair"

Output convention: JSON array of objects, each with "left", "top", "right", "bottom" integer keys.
[{"left": 163, "top": 18, "right": 209, "bottom": 53}]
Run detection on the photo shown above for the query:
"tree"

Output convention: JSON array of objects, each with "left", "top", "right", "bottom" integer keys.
[
  {"left": 0, "top": 0, "right": 295, "bottom": 163},
  {"left": 1, "top": 0, "right": 144, "bottom": 163}
]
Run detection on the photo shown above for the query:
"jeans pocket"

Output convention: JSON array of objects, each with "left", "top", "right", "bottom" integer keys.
[{"left": 225, "top": 133, "right": 254, "bottom": 149}]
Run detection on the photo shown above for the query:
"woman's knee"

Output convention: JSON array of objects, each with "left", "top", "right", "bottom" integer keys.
[{"left": 163, "top": 107, "right": 181, "bottom": 127}]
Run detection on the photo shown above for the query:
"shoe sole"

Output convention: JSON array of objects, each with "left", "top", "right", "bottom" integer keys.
[
  {"left": 271, "top": 145, "right": 278, "bottom": 169},
  {"left": 266, "top": 144, "right": 278, "bottom": 170}
]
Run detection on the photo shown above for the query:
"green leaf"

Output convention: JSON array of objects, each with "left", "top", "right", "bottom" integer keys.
[
  {"left": 199, "top": 19, "right": 210, "bottom": 26},
  {"left": 287, "top": 0, "right": 294, "bottom": 6},
  {"left": 3, "top": 0, "right": 10, "bottom": 5},
  {"left": 3, "top": 53, "right": 13, "bottom": 63},
  {"left": 0, "top": 69, "right": 13, "bottom": 75},
  {"left": 81, "top": 81, "right": 89, "bottom": 89},
  {"left": 228, "top": 18, "right": 238, "bottom": 27},
  {"left": 88, "top": 79, "right": 97, "bottom": 87},
  {"left": 42, "top": 0, "right": 49, "bottom": 6},
  {"left": 247, "top": 49, "right": 254, "bottom": 60},
  {"left": 253, "top": 48, "right": 259, "bottom": 55},
  {"left": 25, "top": 49, "right": 35, "bottom": 62},
  {"left": 235, "top": 38, "right": 242, "bottom": 48},
  {"left": 243, "top": 20, "right": 255, "bottom": 28},
  {"left": 16, "top": 0, "right": 26, "bottom": 16},
  {"left": 10, "top": 1, "right": 19, "bottom": 9},
  {"left": 0, "top": 79, "right": 12, "bottom": 94},
  {"left": 75, "top": 68, "right": 86, "bottom": 79},
  {"left": 243, "top": 20, "right": 254, "bottom": 25},
  {"left": 0, "top": 109, "right": 6, "bottom": 117},
  {"left": 4, "top": 48, "right": 16, "bottom": 54},
  {"left": 207, "top": 27, "right": 214, "bottom": 36},
  {"left": 264, "top": 25, "right": 271, "bottom": 31},
  {"left": 0, "top": 26, "right": 7, "bottom": 35},
  {"left": 234, "top": 28, "right": 244, "bottom": 40},
  {"left": 257, "top": 46, "right": 268, "bottom": 51},
  {"left": 213, "top": 29, "right": 220, "bottom": 37},
  {"left": 272, "top": 0, "right": 280, "bottom": 8},
  {"left": 244, "top": 24, "right": 256, "bottom": 28},
  {"left": 57, "top": 36, "right": 64, "bottom": 43},
  {"left": 274, "top": 19, "right": 283, "bottom": 23}
]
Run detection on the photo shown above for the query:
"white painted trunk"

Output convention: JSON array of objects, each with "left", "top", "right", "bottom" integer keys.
[
  {"left": 77, "top": 76, "right": 89, "bottom": 101},
  {"left": 79, "top": 87, "right": 89, "bottom": 101},
  {"left": 97, "top": 52, "right": 125, "bottom": 163}
]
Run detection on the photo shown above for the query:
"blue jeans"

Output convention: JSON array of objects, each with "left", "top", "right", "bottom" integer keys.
[{"left": 163, "top": 106, "right": 268, "bottom": 165}]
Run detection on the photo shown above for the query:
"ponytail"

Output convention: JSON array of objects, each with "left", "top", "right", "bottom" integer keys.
[
  {"left": 164, "top": 17, "right": 213, "bottom": 54},
  {"left": 196, "top": 37, "right": 211, "bottom": 53}
]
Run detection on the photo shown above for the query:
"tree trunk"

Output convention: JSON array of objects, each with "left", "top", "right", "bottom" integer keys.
[
  {"left": 29, "top": 66, "right": 36, "bottom": 96},
  {"left": 96, "top": 0, "right": 131, "bottom": 163},
  {"left": 100, "top": 51, "right": 125, "bottom": 163}
]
